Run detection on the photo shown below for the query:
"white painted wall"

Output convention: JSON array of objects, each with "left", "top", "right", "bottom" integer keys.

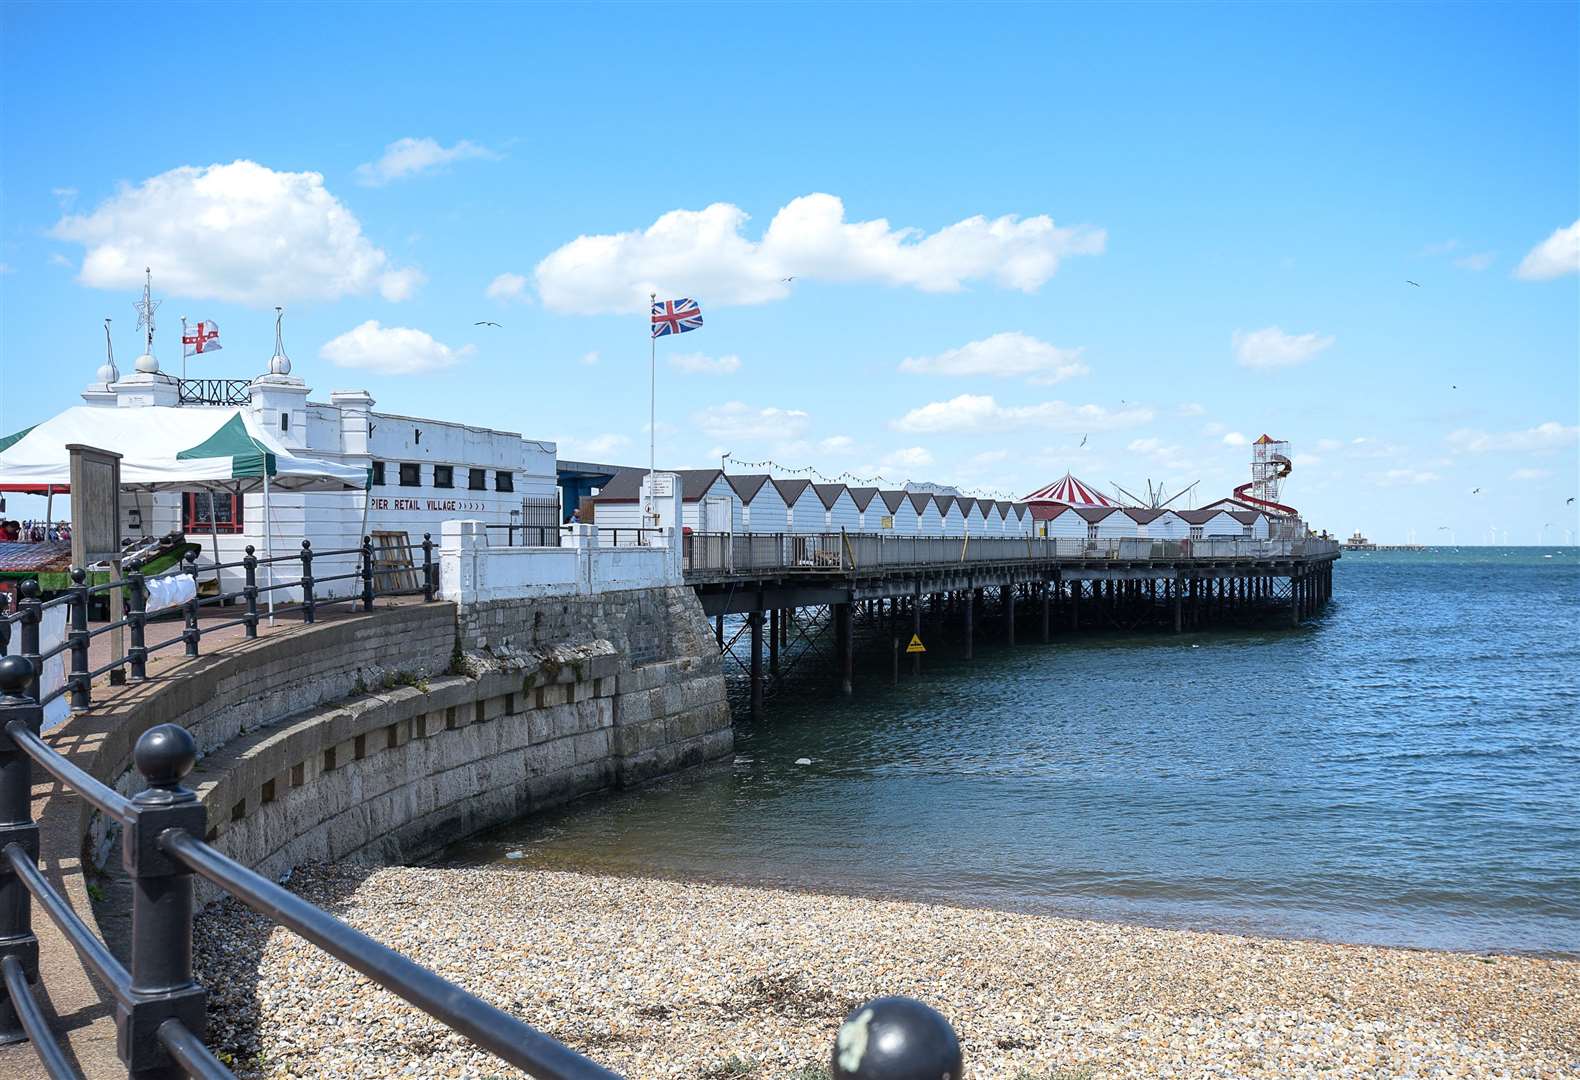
[
  {"left": 913, "top": 495, "right": 943, "bottom": 535},
  {"left": 743, "top": 483, "right": 790, "bottom": 532},
  {"left": 818, "top": 489, "right": 862, "bottom": 532}
]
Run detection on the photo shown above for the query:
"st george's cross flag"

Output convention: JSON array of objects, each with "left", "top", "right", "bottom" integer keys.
[
  {"left": 181, "top": 320, "right": 223, "bottom": 357},
  {"left": 651, "top": 298, "right": 703, "bottom": 338}
]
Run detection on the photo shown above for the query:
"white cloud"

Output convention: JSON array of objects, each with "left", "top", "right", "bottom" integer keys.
[
  {"left": 882, "top": 447, "right": 934, "bottom": 469},
  {"left": 51, "top": 186, "right": 77, "bottom": 210},
  {"left": 1515, "top": 219, "right": 1580, "bottom": 280},
  {"left": 818, "top": 435, "right": 855, "bottom": 453},
  {"left": 1510, "top": 467, "right": 1552, "bottom": 481},
  {"left": 1453, "top": 251, "right": 1495, "bottom": 271},
  {"left": 890, "top": 393, "right": 1153, "bottom": 434},
  {"left": 669, "top": 352, "right": 741, "bottom": 376},
  {"left": 693, "top": 401, "right": 810, "bottom": 440},
  {"left": 1221, "top": 431, "right": 1249, "bottom": 447},
  {"left": 319, "top": 320, "right": 472, "bottom": 375},
  {"left": 1447, "top": 421, "right": 1579, "bottom": 453},
  {"left": 1176, "top": 402, "right": 1206, "bottom": 416},
  {"left": 1373, "top": 468, "right": 1440, "bottom": 488},
  {"left": 558, "top": 433, "right": 631, "bottom": 459},
  {"left": 51, "top": 160, "right": 420, "bottom": 306},
  {"left": 534, "top": 192, "right": 1106, "bottom": 314},
  {"left": 486, "top": 272, "right": 529, "bottom": 303},
  {"left": 354, "top": 137, "right": 497, "bottom": 186},
  {"left": 1232, "top": 326, "right": 1335, "bottom": 369},
  {"left": 578, "top": 351, "right": 600, "bottom": 366},
  {"left": 898, "top": 331, "right": 1088, "bottom": 384}
]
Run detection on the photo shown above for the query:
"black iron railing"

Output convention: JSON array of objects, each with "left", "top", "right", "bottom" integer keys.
[
  {"left": 177, "top": 379, "right": 252, "bottom": 407},
  {"left": 0, "top": 658, "right": 963, "bottom": 1078},
  {"left": 0, "top": 535, "right": 437, "bottom": 713}
]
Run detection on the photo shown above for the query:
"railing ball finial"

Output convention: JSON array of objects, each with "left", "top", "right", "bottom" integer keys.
[
  {"left": 245, "top": 544, "right": 255, "bottom": 556},
  {"left": 302, "top": 539, "right": 311, "bottom": 550},
  {"left": 832, "top": 996, "right": 962, "bottom": 1080},
  {"left": 0, "top": 653, "right": 31, "bottom": 697},
  {"left": 70, "top": 566, "right": 87, "bottom": 585},
  {"left": 19, "top": 579, "right": 39, "bottom": 601},
  {"left": 133, "top": 723, "right": 198, "bottom": 791}
]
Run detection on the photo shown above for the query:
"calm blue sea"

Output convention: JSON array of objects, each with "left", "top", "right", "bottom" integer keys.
[{"left": 443, "top": 548, "right": 1580, "bottom": 956}]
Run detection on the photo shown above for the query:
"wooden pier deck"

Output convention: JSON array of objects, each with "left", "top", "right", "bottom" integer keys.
[{"left": 681, "top": 533, "right": 1340, "bottom": 713}]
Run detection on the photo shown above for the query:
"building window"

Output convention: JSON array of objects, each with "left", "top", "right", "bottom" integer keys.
[
  {"left": 1190, "top": 526, "right": 1204, "bottom": 540},
  {"left": 495, "top": 471, "right": 514, "bottom": 493},
  {"left": 1086, "top": 523, "right": 1099, "bottom": 541},
  {"left": 468, "top": 467, "right": 487, "bottom": 491},
  {"left": 371, "top": 461, "right": 386, "bottom": 486},
  {"left": 184, "top": 492, "right": 244, "bottom": 535},
  {"left": 280, "top": 413, "right": 290, "bottom": 432},
  {"left": 399, "top": 463, "right": 422, "bottom": 487},
  {"left": 434, "top": 465, "right": 453, "bottom": 489}
]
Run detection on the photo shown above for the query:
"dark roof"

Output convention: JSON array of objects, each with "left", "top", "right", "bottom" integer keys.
[
  {"left": 879, "top": 490, "right": 908, "bottom": 513},
  {"left": 995, "top": 500, "right": 1013, "bottom": 516},
  {"left": 591, "top": 468, "right": 722, "bottom": 504},
  {"left": 773, "top": 478, "right": 812, "bottom": 504},
  {"left": 934, "top": 495, "right": 957, "bottom": 516},
  {"left": 848, "top": 487, "right": 880, "bottom": 511},
  {"left": 813, "top": 484, "right": 848, "bottom": 509},
  {"left": 727, "top": 473, "right": 772, "bottom": 502},
  {"left": 557, "top": 458, "right": 637, "bottom": 478},
  {"left": 1227, "top": 510, "right": 1262, "bottom": 525},
  {"left": 1029, "top": 502, "right": 1070, "bottom": 520},
  {"left": 1177, "top": 508, "right": 1233, "bottom": 524},
  {"left": 906, "top": 492, "right": 932, "bottom": 514},
  {"left": 1075, "top": 506, "right": 1120, "bottom": 523},
  {"left": 1122, "top": 508, "right": 1165, "bottom": 524}
]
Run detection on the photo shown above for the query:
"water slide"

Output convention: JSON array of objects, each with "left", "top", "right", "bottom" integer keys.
[{"left": 1233, "top": 453, "right": 1299, "bottom": 515}]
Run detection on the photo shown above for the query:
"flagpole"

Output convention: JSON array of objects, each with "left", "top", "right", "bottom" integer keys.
[
  {"left": 181, "top": 315, "right": 188, "bottom": 381},
  {"left": 648, "top": 291, "right": 656, "bottom": 527}
]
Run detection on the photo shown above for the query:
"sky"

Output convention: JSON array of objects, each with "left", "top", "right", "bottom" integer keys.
[{"left": 2, "top": 2, "right": 1576, "bottom": 545}]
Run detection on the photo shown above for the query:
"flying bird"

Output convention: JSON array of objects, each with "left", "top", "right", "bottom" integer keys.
[
  {"left": 474, "top": 320, "right": 502, "bottom": 327},
  {"left": 1472, "top": 488, "right": 1481, "bottom": 494},
  {"left": 1568, "top": 497, "right": 1576, "bottom": 505},
  {"left": 1406, "top": 280, "right": 1421, "bottom": 287},
  {"left": 781, "top": 276, "right": 795, "bottom": 283},
  {"left": 1079, "top": 434, "right": 1088, "bottom": 448}
]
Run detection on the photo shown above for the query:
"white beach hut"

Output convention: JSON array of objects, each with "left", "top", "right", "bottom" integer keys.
[
  {"left": 1089, "top": 506, "right": 1139, "bottom": 539},
  {"left": 1178, "top": 508, "right": 1243, "bottom": 538},
  {"left": 909, "top": 492, "right": 943, "bottom": 535},
  {"left": 812, "top": 484, "right": 861, "bottom": 532},
  {"left": 775, "top": 479, "right": 822, "bottom": 533},
  {"left": 592, "top": 468, "right": 738, "bottom": 532},
  {"left": 934, "top": 495, "right": 965, "bottom": 536},
  {"left": 729, "top": 473, "right": 787, "bottom": 533},
  {"left": 876, "top": 490, "right": 919, "bottom": 532},
  {"left": 849, "top": 487, "right": 881, "bottom": 530}
]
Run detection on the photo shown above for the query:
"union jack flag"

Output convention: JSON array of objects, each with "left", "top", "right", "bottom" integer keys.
[{"left": 651, "top": 297, "right": 703, "bottom": 338}]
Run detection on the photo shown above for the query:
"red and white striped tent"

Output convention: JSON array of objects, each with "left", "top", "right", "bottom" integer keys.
[{"left": 1023, "top": 472, "right": 1116, "bottom": 507}]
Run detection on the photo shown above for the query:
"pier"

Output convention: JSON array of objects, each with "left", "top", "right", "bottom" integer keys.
[{"left": 683, "top": 532, "right": 1339, "bottom": 711}]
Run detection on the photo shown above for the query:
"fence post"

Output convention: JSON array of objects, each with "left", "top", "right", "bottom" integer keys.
[
  {"left": 361, "top": 535, "right": 375, "bottom": 611},
  {"left": 0, "top": 655, "right": 42, "bottom": 1046},
  {"left": 68, "top": 567, "right": 91, "bottom": 710},
  {"left": 127, "top": 562, "right": 148, "bottom": 681},
  {"left": 18, "top": 582, "right": 41, "bottom": 706},
  {"left": 0, "top": 592, "right": 9, "bottom": 657},
  {"left": 120, "top": 724, "right": 208, "bottom": 1078},
  {"left": 422, "top": 533, "right": 435, "bottom": 602},
  {"left": 242, "top": 546, "right": 259, "bottom": 639},
  {"left": 300, "top": 541, "right": 315, "bottom": 624},
  {"left": 182, "top": 550, "right": 201, "bottom": 658}
]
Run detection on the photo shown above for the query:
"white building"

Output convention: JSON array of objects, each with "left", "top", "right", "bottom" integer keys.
[
  {"left": 729, "top": 474, "right": 786, "bottom": 532},
  {"left": 935, "top": 495, "right": 965, "bottom": 536},
  {"left": 775, "top": 479, "right": 822, "bottom": 533},
  {"left": 58, "top": 344, "right": 555, "bottom": 592},
  {"left": 591, "top": 469, "right": 737, "bottom": 532},
  {"left": 909, "top": 492, "right": 943, "bottom": 535},
  {"left": 877, "top": 491, "right": 919, "bottom": 532},
  {"left": 849, "top": 487, "right": 881, "bottom": 530},
  {"left": 812, "top": 484, "right": 861, "bottom": 532}
]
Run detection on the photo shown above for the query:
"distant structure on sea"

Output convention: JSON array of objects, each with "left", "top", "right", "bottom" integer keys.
[{"left": 1343, "top": 531, "right": 1377, "bottom": 551}]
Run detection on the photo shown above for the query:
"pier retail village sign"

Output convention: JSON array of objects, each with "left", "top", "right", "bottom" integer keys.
[{"left": 369, "top": 496, "right": 490, "bottom": 513}]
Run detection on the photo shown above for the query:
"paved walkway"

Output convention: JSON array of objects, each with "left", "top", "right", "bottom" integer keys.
[{"left": 1, "top": 597, "right": 429, "bottom": 1079}]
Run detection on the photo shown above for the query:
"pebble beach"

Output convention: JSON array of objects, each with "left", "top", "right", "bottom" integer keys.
[{"left": 193, "top": 864, "right": 1579, "bottom": 1079}]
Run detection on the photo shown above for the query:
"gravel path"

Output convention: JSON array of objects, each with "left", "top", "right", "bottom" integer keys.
[{"left": 193, "top": 864, "right": 1579, "bottom": 1079}]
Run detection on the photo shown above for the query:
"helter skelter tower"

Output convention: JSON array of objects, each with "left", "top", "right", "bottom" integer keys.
[{"left": 1250, "top": 434, "right": 1292, "bottom": 507}]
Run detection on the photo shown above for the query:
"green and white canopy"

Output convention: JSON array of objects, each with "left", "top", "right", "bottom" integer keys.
[{"left": 0, "top": 405, "right": 369, "bottom": 493}]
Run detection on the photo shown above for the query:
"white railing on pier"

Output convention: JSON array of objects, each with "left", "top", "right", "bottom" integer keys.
[{"left": 681, "top": 532, "right": 1340, "bottom": 576}]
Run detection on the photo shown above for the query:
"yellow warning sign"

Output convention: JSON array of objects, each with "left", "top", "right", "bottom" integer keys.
[{"left": 906, "top": 634, "right": 926, "bottom": 654}]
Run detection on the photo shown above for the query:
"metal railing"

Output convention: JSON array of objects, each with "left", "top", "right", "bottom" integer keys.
[
  {"left": 176, "top": 379, "right": 252, "bottom": 407},
  {"left": 0, "top": 658, "right": 965, "bottom": 1078},
  {"left": 683, "top": 531, "right": 1342, "bottom": 576},
  {"left": 0, "top": 535, "right": 437, "bottom": 713}
]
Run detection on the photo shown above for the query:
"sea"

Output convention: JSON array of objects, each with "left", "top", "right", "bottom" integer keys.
[{"left": 441, "top": 548, "right": 1580, "bottom": 957}]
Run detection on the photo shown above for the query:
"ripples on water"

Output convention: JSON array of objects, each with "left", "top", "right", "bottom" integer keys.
[{"left": 443, "top": 548, "right": 1580, "bottom": 955}]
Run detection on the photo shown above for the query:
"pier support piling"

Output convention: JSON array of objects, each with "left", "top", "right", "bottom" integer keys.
[
  {"left": 1005, "top": 579, "right": 1016, "bottom": 646},
  {"left": 1040, "top": 580, "right": 1051, "bottom": 643},
  {"left": 748, "top": 610, "right": 764, "bottom": 715},
  {"left": 963, "top": 587, "right": 974, "bottom": 660},
  {"left": 839, "top": 602, "right": 854, "bottom": 695}
]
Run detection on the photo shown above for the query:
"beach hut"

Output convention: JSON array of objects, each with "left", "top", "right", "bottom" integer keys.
[
  {"left": 934, "top": 495, "right": 965, "bottom": 536},
  {"left": 1041, "top": 505, "right": 1088, "bottom": 540},
  {"left": 592, "top": 468, "right": 737, "bottom": 531},
  {"left": 1088, "top": 506, "right": 1138, "bottom": 539},
  {"left": 1228, "top": 510, "right": 1271, "bottom": 539},
  {"left": 775, "top": 478, "right": 822, "bottom": 533},
  {"left": 966, "top": 498, "right": 992, "bottom": 535},
  {"left": 1177, "top": 508, "right": 1243, "bottom": 539},
  {"left": 993, "top": 501, "right": 1016, "bottom": 536},
  {"left": 1145, "top": 509, "right": 1190, "bottom": 540},
  {"left": 1010, "top": 503, "right": 1034, "bottom": 536},
  {"left": 876, "top": 490, "right": 919, "bottom": 532},
  {"left": 729, "top": 473, "right": 787, "bottom": 532},
  {"left": 813, "top": 484, "right": 861, "bottom": 532},
  {"left": 848, "top": 487, "right": 881, "bottom": 530},
  {"left": 909, "top": 492, "right": 943, "bottom": 534}
]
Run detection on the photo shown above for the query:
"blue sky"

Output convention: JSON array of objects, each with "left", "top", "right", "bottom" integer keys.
[{"left": 2, "top": 2, "right": 1576, "bottom": 544}]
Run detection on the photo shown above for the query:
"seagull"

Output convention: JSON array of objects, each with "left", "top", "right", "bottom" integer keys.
[
  {"left": 474, "top": 320, "right": 502, "bottom": 327},
  {"left": 1472, "top": 487, "right": 1481, "bottom": 495},
  {"left": 1079, "top": 434, "right": 1088, "bottom": 448},
  {"left": 1406, "top": 280, "right": 1421, "bottom": 287},
  {"left": 780, "top": 276, "right": 795, "bottom": 283},
  {"left": 1451, "top": 384, "right": 1457, "bottom": 389},
  {"left": 1568, "top": 497, "right": 1576, "bottom": 505}
]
